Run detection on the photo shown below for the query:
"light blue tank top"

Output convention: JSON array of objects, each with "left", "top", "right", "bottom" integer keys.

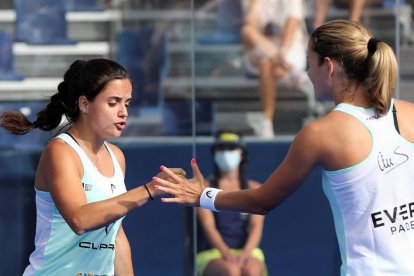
[
  {"left": 323, "top": 100, "right": 414, "bottom": 276},
  {"left": 23, "top": 133, "right": 127, "bottom": 276}
]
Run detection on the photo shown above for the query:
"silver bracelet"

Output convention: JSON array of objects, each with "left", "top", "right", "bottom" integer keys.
[{"left": 200, "top": 187, "right": 222, "bottom": 212}]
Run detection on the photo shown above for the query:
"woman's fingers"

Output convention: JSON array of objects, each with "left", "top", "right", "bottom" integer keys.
[
  {"left": 152, "top": 176, "right": 177, "bottom": 195},
  {"left": 190, "top": 159, "right": 205, "bottom": 186},
  {"left": 169, "top": 168, "right": 186, "bottom": 177},
  {"left": 153, "top": 160, "right": 207, "bottom": 206},
  {"left": 157, "top": 167, "right": 186, "bottom": 184},
  {"left": 159, "top": 165, "right": 184, "bottom": 183},
  {"left": 153, "top": 176, "right": 194, "bottom": 205}
]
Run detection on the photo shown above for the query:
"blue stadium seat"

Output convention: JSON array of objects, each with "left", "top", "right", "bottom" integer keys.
[
  {"left": 116, "top": 28, "right": 169, "bottom": 110},
  {"left": 14, "top": 0, "right": 77, "bottom": 44},
  {"left": 162, "top": 100, "right": 217, "bottom": 136},
  {"left": 197, "top": 0, "right": 243, "bottom": 44},
  {"left": 66, "top": 0, "right": 104, "bottom": 11},
  {"left": 0, "top": 31, "right": 24, "bottom": 81},
  {"left": 383, "top": 0, "right": 405, "bottom": 8},
  {"left": 116, "top": 28, "right": 216, "bottom": 135}
]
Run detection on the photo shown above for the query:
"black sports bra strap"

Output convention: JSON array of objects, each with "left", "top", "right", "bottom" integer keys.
[{"left": 392, "top": 104, "right": 400, "bottom": 134}]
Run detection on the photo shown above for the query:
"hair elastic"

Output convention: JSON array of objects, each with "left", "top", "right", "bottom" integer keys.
[
  {"left": 368, "top": 38, "right": 380, "bottom": 53},
  {"left": 144, "top": 184, "right": 154, "bottom": 201}
]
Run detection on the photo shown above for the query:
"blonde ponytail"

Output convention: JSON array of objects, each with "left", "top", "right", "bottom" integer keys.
[
  {"left": 311, "top": 20, "right": 398, "bottom": 114},
  {"left": 364, "top": 40, "right": 398, "bottom": 114}
]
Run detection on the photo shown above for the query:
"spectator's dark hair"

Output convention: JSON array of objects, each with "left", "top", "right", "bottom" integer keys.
[{"left": 0, "top": 59, "right": 131, "bottom": 135}]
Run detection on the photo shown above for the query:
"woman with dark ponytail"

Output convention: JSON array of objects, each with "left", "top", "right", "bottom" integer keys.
[
  {"left": 156, "top": 20, "right": 414, "bottom": 275},
  {"left": 1, "top": 58, "right": 185, "bottom": 275}
]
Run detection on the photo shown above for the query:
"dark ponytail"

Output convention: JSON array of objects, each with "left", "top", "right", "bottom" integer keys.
[
  {"left": 0, "top": 110, "right": 35, "bottom": 135},
  {"left": 34, "top": 92, "right": 68, "bottom": 131}
]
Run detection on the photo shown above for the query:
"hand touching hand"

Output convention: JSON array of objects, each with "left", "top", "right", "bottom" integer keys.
[
  {"left": 149, "top": 167, "right": 186, "bottom": 198},
  {"left": 153, "top": 159, "right": 206, "bottom": 206}
]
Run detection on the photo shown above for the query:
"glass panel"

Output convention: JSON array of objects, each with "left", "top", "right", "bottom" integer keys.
[
  {"left": 192, "top": 0, "right": 316, "bottom": 138},
  {"left": 116, "top": 1, "right": 195, "bottom": 137},
  {"left": 117, "top": 1, "right": 198, "bottom": 274},
  {"left": 0, "top": 0, "right": 199, "bottom": 274},
  {"left": 192, "top": 0, "right": 406, "bottom": 275}
]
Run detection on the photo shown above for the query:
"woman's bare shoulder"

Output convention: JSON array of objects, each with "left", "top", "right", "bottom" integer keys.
[
  {"left": 42, "top": 137, "right": 77, "bottom": 160},
  {"left": 300, "top": 109, "right": 367, "bottom": 138},
  {"left": 38, "top": 138, "right": 83, "bottom": 174},
  {"left": 36, "top": 137, "right": 82, "bottom": 190},
  {"left": 293, "top": 110, "right": 371, "bottom": 170},
  {"left": 394, "top": 99, "right": 414, "bottom": 112},
  {"left": 394, "top": 99, "right": 414, "bottom": 141}
]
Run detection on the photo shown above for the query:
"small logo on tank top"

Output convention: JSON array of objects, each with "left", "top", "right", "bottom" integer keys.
[
  {"left": 82, "top": 182, "right": 94, "bottom": 192},
  {"left": 78, "top": 241, "right": 115, "bottom": 251},
  {"left": 105, "top": 223, "right": 114, "bottom": 236},
  {"left": 366, "top": 114, "right": 383, "bottom": 120}
]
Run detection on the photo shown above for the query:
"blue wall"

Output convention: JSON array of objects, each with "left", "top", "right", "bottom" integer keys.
[{"left": 0, "top": 138, "right": 340, "bottom": 275}]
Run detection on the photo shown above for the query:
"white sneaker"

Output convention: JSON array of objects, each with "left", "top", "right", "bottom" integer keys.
[
  {"left": 279, "top": 69, "right": 309, "bottom": 90},
  {"left": 261, "top": 119, "right": 275, "bottom": 138},
  {"left": 247, "top": 113, "right": 275, "bottom": 138}
]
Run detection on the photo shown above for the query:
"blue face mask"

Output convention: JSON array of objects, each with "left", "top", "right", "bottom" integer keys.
[{"left": 214, "top": 150, "right": 242, "bottom": 172}]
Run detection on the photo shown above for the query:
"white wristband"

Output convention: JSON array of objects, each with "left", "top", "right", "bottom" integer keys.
[{"left": 200, "top": 187, "right": 222, "bottom": 212}]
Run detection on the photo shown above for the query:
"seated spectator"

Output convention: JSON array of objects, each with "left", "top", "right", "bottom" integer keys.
[
  {"left": 241, "top": 0, "right": 308, "bottom": 138},
  {"left": 197, "top": 131, "right": 266, "bottom": 275}
]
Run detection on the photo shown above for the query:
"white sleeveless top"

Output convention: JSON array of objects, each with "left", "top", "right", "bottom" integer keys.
[
  {"left": 23, "top": 133, "right": 126, "bottom": 276},
  {"left": 323, "top": 100, "right": 414, "bottom": 276}
]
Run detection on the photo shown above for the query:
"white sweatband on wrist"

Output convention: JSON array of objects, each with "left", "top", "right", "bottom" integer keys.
[{"left": 200, "top": 187, "right": 222, "bottom": 212}]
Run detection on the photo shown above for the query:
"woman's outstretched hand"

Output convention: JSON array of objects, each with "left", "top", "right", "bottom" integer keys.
[
  {"left": 149, "top": 167, "right": 186, "bottom": 198},
  {"left": 153, "top": 159, "right": 206, "bottom": 206}
]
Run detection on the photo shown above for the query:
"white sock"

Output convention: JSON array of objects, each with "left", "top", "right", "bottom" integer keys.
[{"left": 261, "top": 119, "right": 274, "bottom": 138}]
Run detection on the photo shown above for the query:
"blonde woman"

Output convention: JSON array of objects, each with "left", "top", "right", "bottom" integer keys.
[{"left": 155, "top": 20, "right": 414, "bottom": 275}]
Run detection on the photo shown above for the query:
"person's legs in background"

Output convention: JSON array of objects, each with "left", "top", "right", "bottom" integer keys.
[
  {"left": 258, "top": 57, "right": 277, "bottom": 138},
  {"left": 312, "top": 0, "right": 332, "bottom": 30},
  {"left": 312, "top": 0, "right": 383, "bottom": 31},
  {"left": 348, "top": 0, "right": 367, "bottom": 21},
  {"left": 241, "top": 22, "right": 279, "bottom": 138},
  {"left": 240, "top": 257, "right": 266, "bottom": 275},
  {"left": 204, "top": 259, "right": 240, "bottom": 275}
]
